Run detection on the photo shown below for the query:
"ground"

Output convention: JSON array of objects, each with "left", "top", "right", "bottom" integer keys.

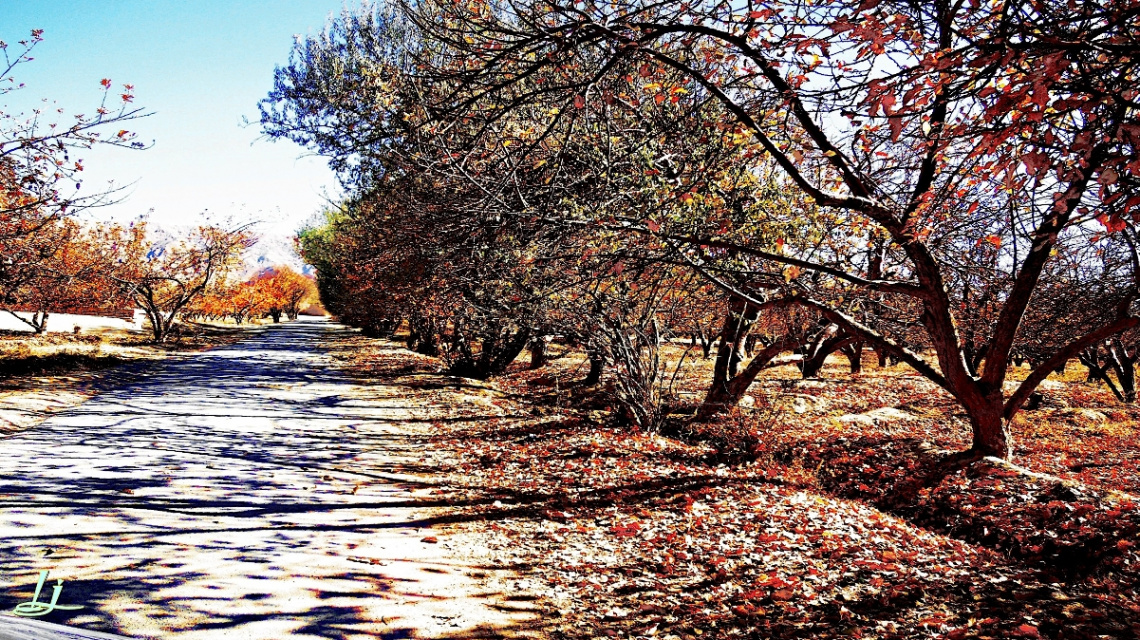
[
  {"left": 0, "top": 320, "right": 546, "bottom": 639},
  {"left": 0, "top": 323, "right": 249, "bottom": 437},
  {"left": 2, "top": 324, "right": 1139, "bottom": 639},
  {"left": 331, "top": 337, "right": 1140, "bottom": 639}
]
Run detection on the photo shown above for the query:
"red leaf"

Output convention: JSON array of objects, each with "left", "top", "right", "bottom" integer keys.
[
  {"left": 890, "top": 117, "right": 903, "bottom": 142},
  {"left": 610, "top": 521, "right": 642, "bottom": 537},
  {"left": 1098, "top": 214, "right": 1127, "bottom": 234},
  {"left": 1012, "top": 624, "right": 1039, "bottom": 638}
]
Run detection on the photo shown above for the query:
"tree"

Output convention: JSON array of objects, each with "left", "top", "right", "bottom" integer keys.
[
  {"left": 217, "top": 277, "right": 271, "bottom": 325},
  {"left": 0, "top": 218, "right": 133, "bottom": 333},
  {"left": 116, "top": 223, "right": 255, "bottom": 342},
  {"left": 260, "top": 0, "right": 873, "bottom": 415},
  {"left": 1, "top": 29, "right": 149, "bottom": 317},
  {"left": 264, "top": 0, "right": 1140, "bottom": 456},
  {"left": 403, "top": 0, "right": 1140, "bottom": 459},
  {"left": 254, "top": 266, "right": 317, "bottom": 322}
]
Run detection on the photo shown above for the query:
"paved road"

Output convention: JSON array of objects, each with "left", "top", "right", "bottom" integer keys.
[{"left": 0, "top": 319, "right": 536, "bottom": 639}]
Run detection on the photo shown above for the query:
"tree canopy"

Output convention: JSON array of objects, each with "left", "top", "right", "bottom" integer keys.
[{"left": 262, "top": 0, "right": 1140, "bottom": 460}]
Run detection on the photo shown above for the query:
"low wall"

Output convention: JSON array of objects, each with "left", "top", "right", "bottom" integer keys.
[{"left": 0, "top": 310, "right": 146, "bottom": 334}]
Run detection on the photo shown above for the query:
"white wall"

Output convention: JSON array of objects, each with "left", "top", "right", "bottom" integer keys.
[{"left": 0, "top": 310, "right": 146, "bottom": 334}]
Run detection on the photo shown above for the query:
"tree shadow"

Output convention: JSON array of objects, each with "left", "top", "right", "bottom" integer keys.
[{"left": 0, "top": 320, "right": 555, "bottom": 639}]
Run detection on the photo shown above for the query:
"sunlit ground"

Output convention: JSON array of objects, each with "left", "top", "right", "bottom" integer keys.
[{"left": 0, "top": 319, "right": 546, "bottom": 639}]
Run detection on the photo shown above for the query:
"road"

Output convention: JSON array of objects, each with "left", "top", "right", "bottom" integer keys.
[{"left": 0, "top": 319, "right": 539, "bottom": 640}]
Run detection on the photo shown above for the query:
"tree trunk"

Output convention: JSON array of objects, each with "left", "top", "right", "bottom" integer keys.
[
  {"left": 529, "top": 337, "right": 547, "bottom": 369},
  {"left": 408, "top": 316, "right": 440, "bottom": 357},
  {"left": 711, "top": 297, "right": 760, "bottom": 384},
  {"left": 961, "top": 343, "right": 987, "bottom": 378},
  {"left": 967, "top": 395, "right": 1012, "bottom": 459},
  {"left": 32, "top": 310, "right": 49, "bottom": 334},
  {"left": 697, "top": 327, "right": 714, "bottom": 359},
  {"left": 800, "top": 335, "right": 852, "bottom": 378},
  {"left": 477, "top": 326, "right": 531, "bottom": 378},
  {"left": 696, "top": 338, "right": 801, "bottom": 421},
  {"left": 841, "top": 341, "right": 863, "bottom": 374},
  {"left": 697, "top": 378, "right": 737, "bottom": 421},
  {"left": 151, "top": 315, "right": 168, "bottom": 343},
  {"left": 584, "top": 350, "right": 605, "bottom": 385},
  {"left": 744, "top": 333, "right": 759, "bottom": 358},
  {"left": 1121, "top": 364, "right": 1137, "bottom": 403}
]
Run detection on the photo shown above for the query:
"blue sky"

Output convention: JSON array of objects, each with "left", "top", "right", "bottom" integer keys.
[{"left": 0, "top": 0, "right": 348, "bottom": 237}]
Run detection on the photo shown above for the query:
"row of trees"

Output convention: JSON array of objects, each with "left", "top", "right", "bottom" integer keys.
[
  {"left": 1, "top": 31, "right": 303, "bottom": 342},
  {"left": 0, "top": 210, "right": 260, "bottom": 341},
  {"left": 264, "top": 0, "right": 1140, "bottom": 460},
  {"left": 188, "top": 265, "right": 317, "bottom": 325}
]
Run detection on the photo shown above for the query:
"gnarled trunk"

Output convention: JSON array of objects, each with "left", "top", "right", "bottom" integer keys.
[
  {"left": 713, "top": 297, "right": 759, "bottom": 382},
  {"left": 876, "top": 347, "right": 889, "bottom": 368},
  {"left": 445, "top": 319, "right": 531, "bottom": 380},
  {"left": 697, "top": 336, "right": 803, "bottom": 421},
  {"left": 1108, "top": 339, "right": 1138, "bottom": 403},
  {"left": 407, "top": 314, "right": 441, "bottom": 357},
  {"left": 841, "top": 341, "right": 864, "bottom": 374},
  {"left": 799, "top": 330, "right": 852, "bottom": 379}
]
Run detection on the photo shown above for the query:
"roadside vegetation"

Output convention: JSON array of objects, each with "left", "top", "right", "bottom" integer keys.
[{"left": 1, "top": 29, "right": 319, "bottom": 348}]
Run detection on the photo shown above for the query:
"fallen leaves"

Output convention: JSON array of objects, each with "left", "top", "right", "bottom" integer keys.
[{"left": 328, "top": 334, "right": 1140, "bottom": 639}]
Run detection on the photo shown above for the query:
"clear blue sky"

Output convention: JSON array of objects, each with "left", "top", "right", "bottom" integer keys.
[{"left": 1, "top": 0, "right": 347, "bottom": 237}]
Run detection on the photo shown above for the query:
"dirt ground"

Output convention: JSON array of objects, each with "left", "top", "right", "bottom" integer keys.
[
  {"left": 0, "top": 323, "right": 257, "bottom": 438},
  {"left": 327, "top": 334, "right": 1140, "bottom": 640}
]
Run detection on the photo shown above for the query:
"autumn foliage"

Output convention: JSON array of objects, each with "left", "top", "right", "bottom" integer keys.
[
  {"left": 264, "top": 0, "right": 1140, "bottom": 462},
  {"left": 188, "top": 265, "right": 317, "bottom": 325},
  {"left": 255, "top": 3, "right": 1140, "bottom": 634}
]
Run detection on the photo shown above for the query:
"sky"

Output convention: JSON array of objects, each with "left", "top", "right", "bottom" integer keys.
[{"left": 0, "top": 0, "right": 349, "bottom": 240}]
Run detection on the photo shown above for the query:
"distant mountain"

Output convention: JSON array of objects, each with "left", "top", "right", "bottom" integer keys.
[
  {"left": 144, "top": 223, "right": 312, "bottom": 278},
  {"left": 244, "top": 232, "right": 312, "bottom": 277}
]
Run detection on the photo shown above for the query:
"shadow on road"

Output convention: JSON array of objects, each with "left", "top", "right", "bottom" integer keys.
[{"left": 0, "top": 319, "right": 552, "bottom": 639}]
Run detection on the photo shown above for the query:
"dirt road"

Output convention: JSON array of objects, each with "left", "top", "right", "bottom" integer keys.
[{"left": 0, "top": 319, "right": 541, "bottom": 639}]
